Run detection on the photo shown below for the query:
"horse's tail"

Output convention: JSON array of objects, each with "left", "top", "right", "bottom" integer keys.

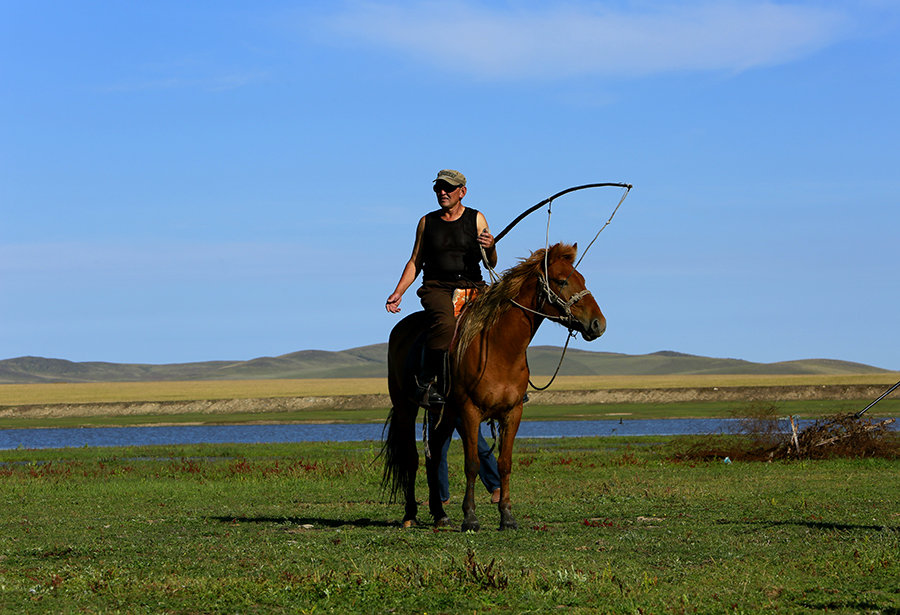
[
  {"left": 379, "top": 404, "right": 418, "bottom": 503},
  {"left": 381, "top": 310, "right": 427, "bottom": 508}
]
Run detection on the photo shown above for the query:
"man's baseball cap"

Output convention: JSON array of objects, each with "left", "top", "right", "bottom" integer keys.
[{"left": 434, "top": 169, "right": 466, "bottom": 187}]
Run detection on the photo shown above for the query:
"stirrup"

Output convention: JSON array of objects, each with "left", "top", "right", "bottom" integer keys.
[{"left": 416, "top": 377, "right": 445, "bottom": 408}]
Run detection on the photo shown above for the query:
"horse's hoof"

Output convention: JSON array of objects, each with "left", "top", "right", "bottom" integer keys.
[
  {"left": 500, "top": 508, "right": 518, "bottom": 530},
  {"left": 433, "top": 516, "right": 453, "bottom": 528},
  {"left": 401, "top": 519, "right": 417, "bottom": 529},
  {"left": 461, "top": 519, "right": 481, "bottom": 532}
]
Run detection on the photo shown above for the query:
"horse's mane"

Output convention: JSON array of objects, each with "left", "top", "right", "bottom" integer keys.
[{"left": 454, "top": 243, "right": 577, "bottom": 362}]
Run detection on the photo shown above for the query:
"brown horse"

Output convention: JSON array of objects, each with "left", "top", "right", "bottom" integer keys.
[{"left": 382, "top": 243, "right": 606, "bottom": 530}]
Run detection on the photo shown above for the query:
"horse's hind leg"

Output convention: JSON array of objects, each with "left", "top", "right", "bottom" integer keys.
[
  {"left": 424, "top": 411, "right": 453, "bottom": 527},
  {"left": 382, "top": 401, "right": 419, "bottom": 528},
  {"left": 399, "top": 403, "right": 420, "bottom": 527}
]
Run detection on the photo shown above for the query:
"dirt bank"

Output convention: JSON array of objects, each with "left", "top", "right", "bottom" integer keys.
[{"left": 0, "top": 384, "right": 890, "bottom": 420}]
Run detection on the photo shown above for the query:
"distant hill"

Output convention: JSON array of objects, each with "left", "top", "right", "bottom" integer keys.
[{"left": 0, "top": 345, "right": 890, "bottom": 384}]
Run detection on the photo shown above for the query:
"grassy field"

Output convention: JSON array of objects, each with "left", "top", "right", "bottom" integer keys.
[
  {"left": 3, "top": 373, "right": 900, "bottom": 406},
  {"left": 0, "top": 437, "right": 897, "bottom": 614}
]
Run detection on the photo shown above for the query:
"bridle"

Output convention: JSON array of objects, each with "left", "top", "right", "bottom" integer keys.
[
  {"left": 511, "top": 268, "right": 594, "bottom": 391},
  {"left": 511, "top": 271, "right": 592, "bottom": 333}
]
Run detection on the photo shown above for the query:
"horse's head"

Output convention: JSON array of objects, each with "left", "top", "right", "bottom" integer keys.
[{"left": 539, "top": 243, "right": 607, "bottom": 341}]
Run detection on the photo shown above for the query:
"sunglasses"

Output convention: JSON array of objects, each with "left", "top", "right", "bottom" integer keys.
[{"left": 433, "top": 182, "right": 461, "bottom": 194}]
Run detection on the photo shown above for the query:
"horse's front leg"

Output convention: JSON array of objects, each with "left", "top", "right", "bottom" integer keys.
[
  {"left": 459, "top": 407, "right": 481, "bottom": 532},
  {"left": 497, "top": 406, "right": 523, "bottom": 530}
]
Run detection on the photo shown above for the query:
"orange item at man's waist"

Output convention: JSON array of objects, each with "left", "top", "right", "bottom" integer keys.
[{"left": 452, "top": 288, "right": 479, "bottom": 317}]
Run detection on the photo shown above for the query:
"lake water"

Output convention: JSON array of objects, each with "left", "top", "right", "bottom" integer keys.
[{"left": 1, "top": 417, "right": 877, "bottom": 450}]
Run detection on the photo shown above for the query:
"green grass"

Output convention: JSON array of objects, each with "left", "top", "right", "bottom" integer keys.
[{"left": 0, "top": 437, "right": 897, "bottom": 613}]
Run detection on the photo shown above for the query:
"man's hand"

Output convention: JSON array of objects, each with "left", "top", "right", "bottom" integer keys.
[
  {"left": 477, "top": 229, "right": 494, "bottom": 249},
  {"left": 385, "top": 292, "right": 403, "bottom": 313}
]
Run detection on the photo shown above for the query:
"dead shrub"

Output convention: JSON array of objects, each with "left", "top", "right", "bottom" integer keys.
[{"left": 669, "top": 404, "right": 898, "bottom": 462}]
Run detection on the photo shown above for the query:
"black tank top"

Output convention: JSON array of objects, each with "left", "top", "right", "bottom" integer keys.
[{"left": 421, "top": 207, "right": 483, "bottom": 284}]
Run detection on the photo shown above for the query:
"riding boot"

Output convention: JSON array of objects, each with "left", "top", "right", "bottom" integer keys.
[{"left": 417, "top": 348, "right": 447, "bottom": 408}]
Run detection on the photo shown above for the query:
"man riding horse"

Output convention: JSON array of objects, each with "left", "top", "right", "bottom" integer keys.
[
  {"left": 383, "top": 175, "right": 618, "bottom": 530},
  {"left": 385, "top": 169, "right": 497, "bottom": 407}
]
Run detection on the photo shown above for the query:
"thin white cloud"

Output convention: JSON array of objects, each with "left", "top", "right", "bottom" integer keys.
[
  {"left": 323, "top": 1, "right": 851, "bottom": 79},
  {"left": 100, "top": 55, "right": 269, "bottom": 93},
  {"left": 0, "top": 242, "right": 310, "bottom": 278},
  {"left": 103, "top": 70, "right": 269, "bottom": 93}
]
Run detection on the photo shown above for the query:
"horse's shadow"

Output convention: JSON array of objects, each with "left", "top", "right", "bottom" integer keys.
[
  {"left": 716, "top": 518, "right": 897, "bottom": 532},
  {"left": 208, "top": 515, "right": 398, "bottom": 529}
]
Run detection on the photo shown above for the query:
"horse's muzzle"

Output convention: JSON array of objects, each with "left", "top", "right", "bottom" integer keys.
[{"left": 582, "top": 317, "right": 607, "bottom": 341}]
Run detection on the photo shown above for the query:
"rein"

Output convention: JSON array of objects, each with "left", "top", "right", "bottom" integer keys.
[{"left": 527, "top": 330, "right": 576, "bottom": 391}]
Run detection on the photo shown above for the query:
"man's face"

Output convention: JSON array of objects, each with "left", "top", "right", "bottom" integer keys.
[{"left": 433, "top": 181, "right": 466, "bottom": 209}]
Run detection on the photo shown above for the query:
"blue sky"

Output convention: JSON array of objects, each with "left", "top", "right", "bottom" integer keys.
[{"left": 2, "top": 1, "right": 899, "bottom": 370}]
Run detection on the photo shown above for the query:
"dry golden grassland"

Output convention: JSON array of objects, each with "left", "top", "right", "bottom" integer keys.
[
  {"left": 2, "top": 373, "right": 898, "bottom": 407},
  {"left": 0, "top": 378, "right": 386, "bottom": 406},
  {"left": 518, "top": 373, "right": 900, "bottom": 390}
]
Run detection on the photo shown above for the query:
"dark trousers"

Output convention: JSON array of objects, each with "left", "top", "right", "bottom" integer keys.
[
  {"left": 417, "top": 280, "right": 484, "bottom": 351},
  {"left": 416, "top": 281, "right": 458, "bottom": 351}
]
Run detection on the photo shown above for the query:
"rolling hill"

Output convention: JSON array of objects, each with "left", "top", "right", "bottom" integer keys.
[{"left": 0, "top": 346, "right": 890, "bottom": 384}]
